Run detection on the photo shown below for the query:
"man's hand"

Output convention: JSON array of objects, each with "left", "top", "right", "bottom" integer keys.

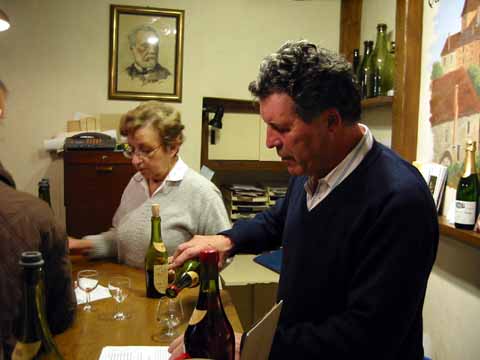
[
  {"left": 167, "top": 332, "right": 242, "bottom": 360},
  {"left": 170, "top": 235, "right": 234, "bottom": 269},
  {"left": 68, "top": 236, "right": 92, "bottom": 256}
]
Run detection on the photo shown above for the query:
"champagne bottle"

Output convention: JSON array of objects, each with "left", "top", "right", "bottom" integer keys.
[
  {"left": 12, "top": 251, "right": 63, "bottom": 360},
  {"left": 357, "top": 40, "right": 374, "bottom": 99},
  {"left": 38, "top": 178, "right": 51, "bottom": 208},
  {"left": 370, "top": 23, "right": 390, "bottom": 97},
  {"left": 455, "top": 140, "right": 479, "bottom": 230},
  {"left": 144, "top": 203, "right": 169, "bottom": 298},
  {"left": 166, "top": 258, "right": 200, "bottom": 298},
  {"left": 184, "top": 249, "right": 235, "bottom": 360}
]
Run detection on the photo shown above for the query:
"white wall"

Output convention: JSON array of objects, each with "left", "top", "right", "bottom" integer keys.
[{"left": 0, "top": 0, "right": 340, "bottom": 222}]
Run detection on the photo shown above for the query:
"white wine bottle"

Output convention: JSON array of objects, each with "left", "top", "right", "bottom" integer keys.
[
  {"left": 455, "top": 140, "right": 479, "bottom": 230},
  {"left": 144, "top": 203, "right": 169, "bottom": 298},
  {"left": 12, "top": 251, "right": 63, "bottom": 359}
]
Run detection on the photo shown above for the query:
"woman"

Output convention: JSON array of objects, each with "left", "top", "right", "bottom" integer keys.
[{"left": 69, "top": 101, "right": 230, "bottom": 268}]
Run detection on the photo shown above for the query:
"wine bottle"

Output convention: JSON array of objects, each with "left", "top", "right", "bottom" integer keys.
[
  {"left": 455, "top": 140, "right": 479, "bottom": 230},
  {"left": 352, "top": 48, "right": 360, "bottom": 75},
  {"left": 38, "top": 178, "right": 51, "bottom": 208},
  {"left": 144, "top": 203, "right": 169, "bottom": 298},
  {"left": 166, "top": 258, "right": 200, "bottom": 298},
  {"left": 12, "top": 251, "right": 63, "bottom": 360},
  {"left": 184, "top": 249, "right": 235, "bottom": 360},
  {"left": 357, "top": 40, "right": 374, "bottom": 99},
  {"left": 370, "top": 23, "right": 389, "bottom": 97}
]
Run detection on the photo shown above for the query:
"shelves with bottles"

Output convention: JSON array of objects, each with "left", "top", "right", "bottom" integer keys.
[{"left": 438, "top": 216, "right": 480, "bottom": 249}]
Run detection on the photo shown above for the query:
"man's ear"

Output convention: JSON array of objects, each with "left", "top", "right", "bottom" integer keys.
[{"left": 326, "top": 109, "right": 341, "bottom": 128}]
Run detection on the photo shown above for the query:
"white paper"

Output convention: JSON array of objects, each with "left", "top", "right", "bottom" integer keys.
[
  {"left": 75, "top": 284, "right": 111, "bottom": 305},
  {"left": 98, "top": 346, "right": 170, "bottom": 360}
]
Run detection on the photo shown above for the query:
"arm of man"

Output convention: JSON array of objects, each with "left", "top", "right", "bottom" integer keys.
[
  {"left": 42, "top": 219, "right": 76, "bottom": 334},
  {"left": 269, "top": 188, "right": 439, "bottom": 359}
]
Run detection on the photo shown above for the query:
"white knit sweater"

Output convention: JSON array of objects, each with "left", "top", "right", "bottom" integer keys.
[{"left": 86, "top": 165, "right": 231, "bottom": 268}]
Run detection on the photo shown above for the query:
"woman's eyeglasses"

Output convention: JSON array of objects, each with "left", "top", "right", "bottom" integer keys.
[{"left": 122, "top": 144, "right": 161, "bottom": 159}]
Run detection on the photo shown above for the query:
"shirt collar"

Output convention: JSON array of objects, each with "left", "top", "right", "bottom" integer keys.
[
  {"left": 138, "top": 157, "right": 188, "bottom": 197},
  {"left": 305, "top": 123, "right": 373, "bottom": 196}
]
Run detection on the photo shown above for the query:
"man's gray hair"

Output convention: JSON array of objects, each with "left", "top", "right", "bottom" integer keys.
[
  {"left": 248, "top": 40, "right": 361, "bottom": 123},
  {"left": 128, "top": 25, "right": 160, "bottom": 48}
]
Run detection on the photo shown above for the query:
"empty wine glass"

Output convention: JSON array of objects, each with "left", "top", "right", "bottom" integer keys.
[
  {"left": 77, "top": 269, "right": 99, "bottom": 312},
  {"left": 108, "top": 275, "right": 131, "bottom": 320},
  {"left": 152, "top": 296, "right": 184, "bottom": 342}
]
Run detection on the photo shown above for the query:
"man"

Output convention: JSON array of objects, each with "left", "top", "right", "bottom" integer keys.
[
  {"left": 0, "top": 80, "right": 76, "bottom": 358},
  {"left": 126, "top": 25, "right": 171, "bottom": 85},
  {"left": 170, "top": 41, "right": 438, "bottom": 359}
]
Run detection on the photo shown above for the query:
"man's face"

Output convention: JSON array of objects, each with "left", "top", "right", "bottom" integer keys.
[
  {"left": 0, "top": 89, "right": 6, "bottom": 120},
  {"left": 260, "top": 93, "right": 332, "bottom": 178},
  {"left": 131, "top": 30, "right": 159, "bottom": 69}
]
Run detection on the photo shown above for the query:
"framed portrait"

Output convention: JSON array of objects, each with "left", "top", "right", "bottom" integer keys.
[{"left": 108, "top": 5, "right": 184, "bottom": 102}]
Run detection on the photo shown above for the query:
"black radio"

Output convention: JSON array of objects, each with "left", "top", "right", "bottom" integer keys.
[{"left": 64, "top": 132, "right": 116, "bottom": 151}]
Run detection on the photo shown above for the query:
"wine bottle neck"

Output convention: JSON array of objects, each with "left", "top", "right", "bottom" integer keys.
[
  {"left": 150, "top": 216, "right": 162, "bottom": 245},
  {"left": 463, "top": 149, "right": 477, "bottom": 177}
]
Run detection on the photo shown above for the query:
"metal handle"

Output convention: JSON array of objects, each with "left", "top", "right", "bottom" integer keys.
[{"left": 95, "top": 166, "right": 113, "bottom": 172}]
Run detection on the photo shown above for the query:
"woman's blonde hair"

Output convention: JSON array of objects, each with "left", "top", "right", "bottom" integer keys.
[{"left": 119, "top": 101, "right": 185, "bottom": 150}]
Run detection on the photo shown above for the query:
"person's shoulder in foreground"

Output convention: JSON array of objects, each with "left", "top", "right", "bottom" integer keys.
[{"left": 0, "top": 164, "right": 75, "bottom": 356}]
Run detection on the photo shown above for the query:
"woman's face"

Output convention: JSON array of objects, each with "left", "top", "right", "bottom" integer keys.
[{"left": 127, "top": 125, "right": 178, "bottom": 182}]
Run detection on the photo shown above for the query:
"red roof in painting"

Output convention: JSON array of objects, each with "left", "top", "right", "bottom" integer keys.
[
  {"left": 430, "top": 67, "right": 480, "bottom": 126},
  {"left": 462, "top": 0, "right": 480, "bottom": 16}
]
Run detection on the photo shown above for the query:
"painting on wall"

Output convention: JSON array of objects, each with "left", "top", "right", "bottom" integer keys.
[
  {"left": 419, "top": 0, "right": 480, "bottom": 189},
  {"left": 108, "top": 5, "right": 184, "bottom": 102}
]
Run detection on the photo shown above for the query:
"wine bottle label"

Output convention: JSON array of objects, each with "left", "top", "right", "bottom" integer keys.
[
  {"left": 187, "top": 271, "right": 199, "bottom": 287},
  {"left": 153, "top": 264, "right": 168, "bottom": 293},
  {"left": 153, "top": 242, "right": 166, "bottom": 252},
  {"left": 188, "top": 308, "right": 207, "bottom": 325},
  {"left": 12, "top": 341, "right": 41, "bottom": 360},
  {"left": 455, "top": 200, "right": 477, "bottom": 224}
]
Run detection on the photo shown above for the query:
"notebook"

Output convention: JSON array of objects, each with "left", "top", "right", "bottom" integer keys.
[
  {"left": 253, "top": 249, "right": 282, "bottom": 274},
  {"left": 240, "top": 300, "right": 283, "bottom": 360}
]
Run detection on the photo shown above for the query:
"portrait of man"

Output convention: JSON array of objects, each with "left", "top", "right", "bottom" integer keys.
[{"left": 126, "top": 25, "right": 171, "bottom": 85}]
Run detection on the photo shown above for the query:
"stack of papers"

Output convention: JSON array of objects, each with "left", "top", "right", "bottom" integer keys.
[
  {"left": 75, "top": 283, "right": 111, "bottom": 305},
  {"left": 99, "top": 346, "right": 170, "bottom": 360}
]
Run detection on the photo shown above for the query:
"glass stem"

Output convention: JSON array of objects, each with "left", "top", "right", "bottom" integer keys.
[{"left": 86, "top": 291, "right": 91, "bottom": 309}]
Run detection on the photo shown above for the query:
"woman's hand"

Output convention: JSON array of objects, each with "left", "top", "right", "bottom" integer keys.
[
  {"left": 170, "top": 235, "right": 234, "bottom": 269},
  {"left": 68, "top": 236, "right": 93, "bottom": 256}
]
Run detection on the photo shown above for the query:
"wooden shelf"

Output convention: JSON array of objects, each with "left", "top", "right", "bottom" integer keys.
[
  {"left": 438, "top": 216, "right": 480, "bottom": 248},
  {"left": 361, "top": 96, "right": 393, "bottom": 109}
]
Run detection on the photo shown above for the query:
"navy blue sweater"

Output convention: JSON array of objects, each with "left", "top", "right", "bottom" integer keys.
[{"left": 224, "top": 141, "right": 438, "bottom": 359}]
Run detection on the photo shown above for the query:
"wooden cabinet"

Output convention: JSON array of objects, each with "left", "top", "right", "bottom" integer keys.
[{"left": 64, "top": 151, "right": 136, "bottom": 238}]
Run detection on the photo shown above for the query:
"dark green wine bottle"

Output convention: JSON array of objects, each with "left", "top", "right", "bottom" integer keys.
[
  {"left": 455, "top": 140, "right": 479, "bottom": 230},
  {"left": 352, "top": 48, "right": 360, "bottom": 75},
  {"left": 144, "top": 203, "right": 169, "bottom": 298},
  {"left": 166, "top": 259, "right": 200, "bottom": 298},
  {"left": 370, "top": 23, "right": 389, "bottom": 97},
  {"left": 13, "top": 251, "right": 63, "bottom": 360},
  {"left": 184, "top": 249, "right": 234, "bottom": 360},
  {"left": 357, "top": 40, "right": 374, "bottom": 99},
  {"left": 38, "top": 178, "right": 51, "bottom": 208}
]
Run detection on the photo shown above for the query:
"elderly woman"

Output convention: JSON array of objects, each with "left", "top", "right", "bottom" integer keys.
[{"left": 69, "top": 101, "right": 230, "bottom": 268}]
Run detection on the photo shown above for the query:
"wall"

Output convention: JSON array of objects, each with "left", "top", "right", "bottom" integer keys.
[{"left": 0, "top": 0, "right": 340, "bottom": 223}]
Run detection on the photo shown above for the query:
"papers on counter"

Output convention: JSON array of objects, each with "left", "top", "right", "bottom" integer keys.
[
  {"left": 98, "top": 346, "right": 170, "bottom": 360},
  {"left": 75, "top": 283, "right": 111, "bottom": 305}
]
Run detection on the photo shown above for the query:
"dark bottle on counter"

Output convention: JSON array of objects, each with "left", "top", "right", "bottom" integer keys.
[
  {"left": 12, "top": 251, "right": 63, "bottom": 360},
  {"left": 145, "top": 203, "right": 168, "bottom": 298},
  {"left": 370, "top": 23, "right": 390, "bottom": 97},
  {"left": 357, "top": 40, "right": 374, "bottom": 99},
  {"left": 455, "top": 140, "right": 479, "bottom": 230},
  {"left": 38, "top": 178, "right": 51, "bottom": 208},
  {"left": 166, "top": 258, "right": 200, "bottom": 298},
  {"left": 184, "top": 249, "right": 235, "bottom": 360},
  {"left": 352, "top": 48, "right": 360, "bottom": 75}
]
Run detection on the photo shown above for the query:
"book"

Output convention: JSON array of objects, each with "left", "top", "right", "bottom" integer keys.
[
  {"left": 253, "top": 249, "right": 282, "bottom": 274},
  {"left": 413, "top": 161, "right": 448, "bottom": 211}
]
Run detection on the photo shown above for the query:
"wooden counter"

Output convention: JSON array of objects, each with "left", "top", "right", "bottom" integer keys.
[{"left": 55, "top": 259, "right": 243, "bottom": 359}]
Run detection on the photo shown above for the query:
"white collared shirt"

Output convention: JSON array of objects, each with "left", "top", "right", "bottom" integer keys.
[
  {"left": 304, "top": 124, "right": 373, "bottom": 211},
  {"left": 112, "top": 157, "right": 188, "bottom": 226}
]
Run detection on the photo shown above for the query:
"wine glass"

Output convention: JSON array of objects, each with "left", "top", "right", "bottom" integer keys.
[
  {"left": 77, "top": 269, "right": 99, "bottom": 312},
  {"left": 108, "top": 275, "right": 131, "bottom": 320},
  {"left": 152, "top": 296, "right": 184, "bottom": 342}
]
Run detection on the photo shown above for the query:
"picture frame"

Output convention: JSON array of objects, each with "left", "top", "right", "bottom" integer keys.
[{"left": 108, "top": 5, "right": 184, "bottom": 102}]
